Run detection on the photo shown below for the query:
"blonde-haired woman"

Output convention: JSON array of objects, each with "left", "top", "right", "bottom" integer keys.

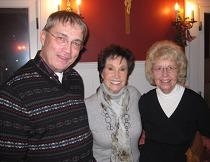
[{"left": 139, "top": 40, "right": 210, "bottom": 162}]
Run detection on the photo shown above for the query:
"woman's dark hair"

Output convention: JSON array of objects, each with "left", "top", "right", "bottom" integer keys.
[{"left": 98, "top": 44, "right": 135, "bottom": 83}]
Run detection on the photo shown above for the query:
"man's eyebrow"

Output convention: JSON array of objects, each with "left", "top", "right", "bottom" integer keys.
[
  {"left": 73, "top": 39, "right": 83, "bottom": 42},
  {"left": 55, "top": 32, "right": 83, "bottom": 42},
  {"left": 55, "top": 32, "right": 68, "bottom": 38}
]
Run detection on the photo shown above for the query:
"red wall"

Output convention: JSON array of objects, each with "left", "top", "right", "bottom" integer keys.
[{"left": 79, "top": 0, "right": 184, "bottom": 62}]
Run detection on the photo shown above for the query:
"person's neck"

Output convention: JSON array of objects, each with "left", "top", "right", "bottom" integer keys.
[{"left": 102, "top": 83, "right": 126, "bottom": 100}]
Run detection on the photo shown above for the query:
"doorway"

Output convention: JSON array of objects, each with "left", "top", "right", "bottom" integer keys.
[
  {"left": 204, "top": 13, "right": 210, "bottom": 105},
  {"left": 0, "top": 8, "right": 30, "bottom": 84},
  {"left": 0, "top": 0, "right": 38, "bottom": 85},
  {"left": 198, "top": 3, "right": 210, "bottom": 106}
]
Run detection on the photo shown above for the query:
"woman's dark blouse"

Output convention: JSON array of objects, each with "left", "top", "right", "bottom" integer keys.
[{"left": 139, "top": 88, "right": 210, "bottom": 162}]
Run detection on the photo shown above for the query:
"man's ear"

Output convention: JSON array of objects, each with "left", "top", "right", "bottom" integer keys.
[{"left": 40, "top": 30, "right": 46, "bottom": 46}]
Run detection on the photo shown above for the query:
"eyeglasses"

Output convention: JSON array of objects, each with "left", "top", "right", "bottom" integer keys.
[
  {"left": 45, "top": 30, "right": 84, "bottom": 51},
  {"left": 153, "top": 66, "right": 177, "bottom": 74}
]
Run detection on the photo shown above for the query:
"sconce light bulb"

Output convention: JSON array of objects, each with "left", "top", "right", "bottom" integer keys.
[
  {"left": 186, "top": 2, "right": 195, "bottom": 21},
  {"left": 174, "top": 2, "right": 179, "bottom": 11},
  {"left": 174, "top": 2, "right": 180, "bottom": 22},
  {"left": 76, "top": 0, "right": 81, "bottom": 15},
  {"left": 77, "top": 0, "right": 81, "bottom": 5},
  {"left": 55, "top": 0, "right": 61, "bottom": 6},
  {"left": 54, "top": 0, "right": 61, "bottom": 10}
]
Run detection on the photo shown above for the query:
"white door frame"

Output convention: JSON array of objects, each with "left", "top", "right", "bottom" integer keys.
[
  {"left": 197, "top": 1, "right": 210, "bottom": 96},
  {"left": 0, "top": 0, "right": 38, "bottom": 59}
]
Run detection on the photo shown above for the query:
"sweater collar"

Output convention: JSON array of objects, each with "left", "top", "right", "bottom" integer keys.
[{"left": 33, "top": 50, "right": 73, "bottom": 83}]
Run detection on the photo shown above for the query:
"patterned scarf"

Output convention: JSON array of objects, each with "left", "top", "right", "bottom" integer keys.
[{"left": 97, "top": 83, "right": 133, "bottom": 162}]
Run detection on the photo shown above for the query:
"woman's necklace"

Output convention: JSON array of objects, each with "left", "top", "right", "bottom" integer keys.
[
  {"left": 101, "top": 103, "right": 130, "bottom": 134},
  {"left": 98, "top": 83, "right": 133, "bottom": 162}
]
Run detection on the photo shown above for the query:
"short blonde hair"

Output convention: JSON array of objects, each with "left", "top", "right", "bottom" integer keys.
[{"left": 145, "top": 40, "right": 187, "bottom": 86}]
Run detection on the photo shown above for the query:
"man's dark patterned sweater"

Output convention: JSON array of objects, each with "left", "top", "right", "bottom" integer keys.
[{"left": 0, "top": 52, "right": 94, "bottom": 162}]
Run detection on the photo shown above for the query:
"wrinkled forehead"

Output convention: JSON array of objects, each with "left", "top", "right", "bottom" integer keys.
[
  {"left": 153, "top": 58, "right": 177, "bottom": 66},
  {"left": 152, "top": 51, "right": 177, "bottom": 65}
]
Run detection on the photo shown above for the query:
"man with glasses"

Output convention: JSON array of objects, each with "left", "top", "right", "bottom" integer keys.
[{"left": 0, "top": 11, "right": 95, "bottom": 162}]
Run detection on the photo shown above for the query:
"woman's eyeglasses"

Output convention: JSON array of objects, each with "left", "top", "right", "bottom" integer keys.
[{"left": 153, "top": 66, "right": 177, "bottom": 74}]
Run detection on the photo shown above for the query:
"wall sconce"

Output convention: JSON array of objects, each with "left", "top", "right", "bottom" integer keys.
[
  {"left": 76, "top": 0, "right": 81, "bottom": 15},
  {"left": 55, "top": 0, "right": 61, "bottom": 11},
  {"left": 56, "top": 0, "right": 82, "bottom": 15},
  {"left": 172, "top": 2, "right": 197, "bottom": 47},
  {"left": 65, "top": 0, "right": 73, "bottom": 12}
]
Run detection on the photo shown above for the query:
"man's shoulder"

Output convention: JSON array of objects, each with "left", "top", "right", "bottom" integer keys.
[
  {"left": 0, "top": 61, "right": 34, "bottom": 99},
  {"left": 2, "top": 60, "right": 38, "bottom": 88},
  {"left": 64, "top": 68, "right": 83, "bottom": 80}
]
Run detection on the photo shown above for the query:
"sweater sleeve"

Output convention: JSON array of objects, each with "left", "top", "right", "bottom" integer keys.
[{"left": 0, "top": 86, "right": 31, "bottom": 161}]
